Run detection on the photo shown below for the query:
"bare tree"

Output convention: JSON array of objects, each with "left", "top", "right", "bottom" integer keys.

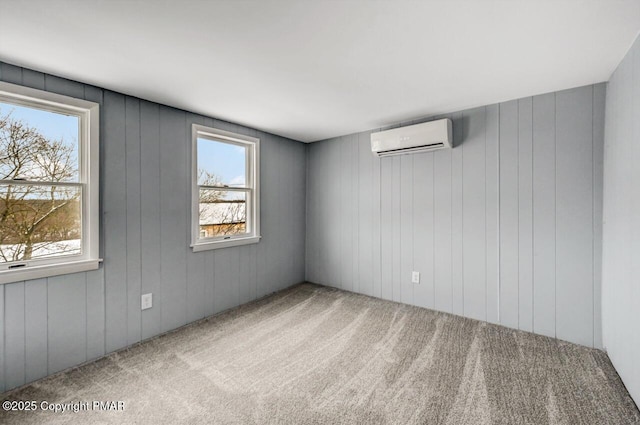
[
  {"left": 197, "top": 169, "right": 246, "bottom": 237},
  {"left": 0, "top": 108, "right": 79, "bottom": 262}
]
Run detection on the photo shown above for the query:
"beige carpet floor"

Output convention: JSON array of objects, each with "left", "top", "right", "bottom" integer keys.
[{"left": 1, "top": 283, "right": 639, "bottom": 424}]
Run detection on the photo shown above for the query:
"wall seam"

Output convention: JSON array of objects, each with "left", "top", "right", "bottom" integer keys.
[
  {"left": 23, "top": 282, "right": 26, "bottom": 385},
  {"left": 484, "top": 106, "right": 488, "bottom": 322},
  {"left": 124, "top": 96, "right": 129, "bottom": 346},
  {"left": 432, "top": 153, "right": 436, "bottom": 307},
  {"left": 592, "top": 85, "right": 595, "bottom": 348},
  {"left": 497, "top": 104, "right": 501, "bottom": 323},
  {"left": 461, "top": 113, "right": 465, "bottom": 316},
  {"left": 83, "top": 85, "right": 89, "bottom": 363},
  {"left": 554, "top": 91, "right": 558, "bottom": 339},
  {"left": 139, "top": 100, "right": 143, "bottom": 339},
  {"left": 517, "top": 100, "right": 520, "bottom": 330},
  {"left": 412, "top": 154, "right": 415, "bottom": 302},
  {"left": 451, "top": 145, "right": 454, "bottom": 311},
  {"left": 531, "top": 97, "right": 535, "bottom": 331}
]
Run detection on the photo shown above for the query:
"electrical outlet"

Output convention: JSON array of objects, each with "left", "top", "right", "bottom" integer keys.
[
  {"left": 411, "top": 271, "right": 420, "bottom": 284},
  {"left": 141, "top": 293, "right": 153, "bottom": 310}
]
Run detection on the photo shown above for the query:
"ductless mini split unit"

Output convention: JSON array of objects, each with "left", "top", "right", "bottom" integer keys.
[{"left": 370, "top": 118, "right": 453, "bottom": 157}]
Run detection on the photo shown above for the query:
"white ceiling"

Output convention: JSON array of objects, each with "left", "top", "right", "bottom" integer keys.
[{"left": 1, "top": 1, "right": 639, "bottom": 143}]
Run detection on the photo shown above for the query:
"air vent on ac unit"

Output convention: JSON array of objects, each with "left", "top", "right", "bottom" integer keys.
[{"left": 370, "top": 118, "right": 452, "bottom": 157}]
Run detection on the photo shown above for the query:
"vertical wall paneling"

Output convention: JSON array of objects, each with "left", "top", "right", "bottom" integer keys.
[
  {"left": 413, "top": 152, "right": 434, "bottom": 309},
  {"left": 84, "top": 85, "right": 106, "bottom": 361},
  {"left": 400, "top": 154, "right": 413, "bottom": 304},
  {"left": 0, "top": 59, "right": 607, "bottom": 391},
  {"left": 380, "top": 156, "right": 393, "bottom": 301},
  {"left": 0, "top": 285, "right": 4, "bottom": 392},
  {"left": 322, "top": 140, "right": 332, "bottom": 288},
  {"left": 256, "top": 133, "right": 278, "bottom": 297},
  {"left": 4, "top": 282, "right": 25, "bottom": 389},
  {"left": 103, "top": 91, "right": 128, "bottom": 353},
  {"left": 372, "top": 135, "right": 382, "bottom": 299},
  {"left": 0, "top": 62, "right": 22, "bottom": 84},
  {"left": 451, "top": 113, "right": 464, "bottom": 316},
  {"left": 339, "top": 136, "right": 353, "bottom": 291},
  {"left": 315, "top": 138, "right": 329, "bottom": 287},
  {"left": 518, "top": 98, "right": 534, "bottom": 332},
  {"left": 329, "top": 138, "right": 342, "bottom": 289},
  {"left": 159, "top": 107, "right": 188, "bottom": 332},
  {"left": 202, "top": 116, "right": 216, "bottom": 316},
  {"left": 48, "top": 273, "right": 87, "bottom": 374},
  {"left": 434, "top": 145, "right": 453, "bottom": 313},
  {"left": 272, "top": 133, "right": 287, "bottom": 291},
  {"left": 632, "top": 41, "right": 638, "bottom": 370},
  {"left": 592, "top": 83, "right": 605, "bottom": 349},
  {"left": 532, "top": 93, "right": 557, "bottom": 339},
  {"left": 294, "top": 141, "right": 307, "bottom": 286},
  {"left": 433, "top": 146, "right": 453, "bottom": 313},
  {"left": 359, "top": 132, "right": 373, "bottom": 295},
  {"left": 485, "top": 105, "right": 500, "bottom": 324},
  {"left": 284, "top": 134, "right": 298, "bottom": 288},
  {"left": 313, "top": 140, "right": 324, "bottom": 287},
  {"left": 312, "top": 141, "right": 325, "bottom": 287},
  {"left": 21, "top": 69, "right": 45, "bottom": 90},
  {"left": 349, "top": 136, "right": 358, "bottom": 294},
  {"left": 306, "top": 84, "right": 604, "bottom": 348},
  {"left": 140, "top": 101, "right": 163, "bottom": 340},
  {"left": 602, "top": 35, "right": 640, "bottom": 405},
  {"left": 305, "top": 144, "right": 317, "bottom": 285},
  {"left": 44, "top": 75, "right": 84, "bottom": 99},
  {"left": 85, "top": 269, "right": 105, "bottom": 361},
  {"left": 288, "top": 143, "right": 300, "bottom": 288},
  {"left": 25, "top": 279, "right": 48, "bottom": 383},
  {"left": 186, "top": 114, "right": 207, "bottom": 322},
  {"left": 603, "top": 42, "right": 637, "bottom": 401},
  {"left": 125, "top": 96, "right": 142, "bottom": 345},
  {"left": 240, "top": 126, "right": 261, "bottom": 301},
  {"left": 556, "top": 86, "right": 594, "bottom": 347},
  {"left": 391, "top": 156, "right": 402, "bottom": 302},
  {"left": 462, "top": 108, "right": 487, "bottom": 321},
  {"left": 274, "top": 134, "right": 288, "bottom": 290},
  {"left": 499, "top": 100, "right": 520, "bottom": 329},
  {"left": 213, "top": 247, "right": 240, "bottom": 313},
  {"left": 0, "top": 62, "right": 307, "bottom": 391},
  {"left": 237, "top": 238, "right": 257, "bottom": 305}
]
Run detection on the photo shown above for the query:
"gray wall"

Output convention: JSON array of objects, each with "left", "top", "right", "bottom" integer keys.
[
  {"left": 602, "top": 35, "right": 640, "bottom": 406},
  {"left": 306, "top": 83, "right": 605, "bottom": 349},
  {"left": 0, "top": 62, "right": 306, "bottom": 392}
]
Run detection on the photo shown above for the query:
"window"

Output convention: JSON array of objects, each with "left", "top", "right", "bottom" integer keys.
[
  {"left": 191, "top": 124, "right": 260, "bottom": 251},
  {"left": 0, "top": 82, "right": 99, "bottom": 284}
]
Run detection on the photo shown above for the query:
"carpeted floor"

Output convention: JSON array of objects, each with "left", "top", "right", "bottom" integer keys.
[{"left": 1, "top": 283, "right": 639, "bottom": 424}]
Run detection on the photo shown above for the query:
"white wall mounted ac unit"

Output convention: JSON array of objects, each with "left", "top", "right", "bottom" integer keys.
[{"left": 370, "top": 118, "right": 452, "bottom": 157}]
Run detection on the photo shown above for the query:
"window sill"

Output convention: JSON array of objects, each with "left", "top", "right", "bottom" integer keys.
[
  {"left": 0, "top": 259, "right": 101, "bottom": 285},
  {"left": 191, "top": 235, "right": 261, "bottom": 252}
]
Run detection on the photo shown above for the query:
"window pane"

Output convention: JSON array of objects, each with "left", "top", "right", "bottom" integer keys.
[
  {"left": 198, "top": 189, "right": 247, "bottom": 238},
  {"left": 197, "top": 138, "right": 247, "bottom": 187},
  {"left": 0, "top": 101, "right": 80, "bottom": 182},
  {"left": 0, "top": 184, "right": 82, "bottom": 263}
]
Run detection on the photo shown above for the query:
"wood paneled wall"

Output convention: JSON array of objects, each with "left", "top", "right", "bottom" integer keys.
[
  {"left": 602, "top": 35, "right": 640, "bottom": 407},
  {"left": 0, "top": 62, "right": 306, "bottom": 392},
  {"left": 306, "top": 83, "right": 605, "bottom": 348}
]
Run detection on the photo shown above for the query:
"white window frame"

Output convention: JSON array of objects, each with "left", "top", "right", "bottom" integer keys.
[
  {"left": 0, "top": 81, "right": 100, "bottom": 284},
  {"left": 191, "top": 124, "right": 260, "bottom": 251}
]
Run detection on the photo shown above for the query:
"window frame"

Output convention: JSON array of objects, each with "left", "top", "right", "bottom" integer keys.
[
  {"left": 0, "top": 81, "right": 100, "bottom": 284},
  {"left": 191, "top": 124, "right": 260, "bottom": 251}
]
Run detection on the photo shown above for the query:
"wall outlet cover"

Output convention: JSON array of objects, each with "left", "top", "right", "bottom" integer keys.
[
  {"left": 411, "top": 271, "right": 420, "bottom": 284},
  {"left": 141, "top": 293, "right": 153, "bottom": 310}
]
